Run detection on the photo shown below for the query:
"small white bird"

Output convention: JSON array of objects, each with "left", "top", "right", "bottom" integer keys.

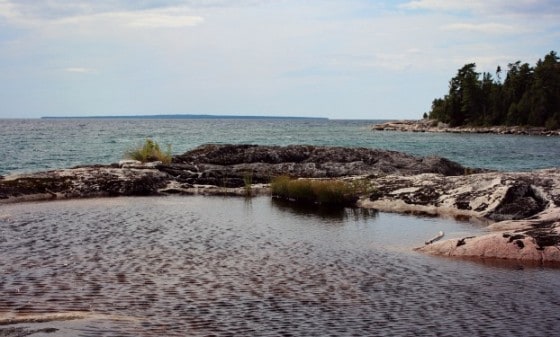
[{"left": 425, "top": 231, "right": 444, "bottom": 245}]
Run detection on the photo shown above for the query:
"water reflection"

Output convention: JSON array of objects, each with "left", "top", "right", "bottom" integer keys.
[
  {"left": 271, "top": 198, "right": 378, "bottom": 221},
  {"left": 442, "top": 255, "right": 560, "bottom": 271}
]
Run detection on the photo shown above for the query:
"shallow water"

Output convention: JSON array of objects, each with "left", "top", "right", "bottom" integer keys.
[{"left": 1, "top": 196, "right": 559, "bottom": 336}]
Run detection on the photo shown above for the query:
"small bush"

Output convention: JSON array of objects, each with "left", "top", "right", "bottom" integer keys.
[
  {"left": 125, "top": 139, "right": 172, "bottom": 164},
  {"left": 271, "top": 176, "right": 372, "bottom": 206}
]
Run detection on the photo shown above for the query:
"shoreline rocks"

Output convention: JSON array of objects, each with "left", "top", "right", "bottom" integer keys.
[
  {"left": 0, "top": 144, "right": 472, "bottom": 203},
  {"left": 357, "top": 169, "right": 560, "bottom": 264},
  {"left": 1, "top": 144, "right": 559, "bottom": 264},
  {"left": 372, "top": 119, "right": 560, "bottom": 136}
]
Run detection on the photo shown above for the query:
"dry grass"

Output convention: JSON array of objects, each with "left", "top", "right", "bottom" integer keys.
[
  {"left": 271, "top": 176, "right": 373, "bottom": 206},
  {"left": 125, "top": 139, "right": 172, "bottom": 164}
]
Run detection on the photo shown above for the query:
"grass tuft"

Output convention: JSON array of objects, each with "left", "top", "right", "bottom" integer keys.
[
  {"left": 125, "top": 139, "right": 172, "bottom": 164},
  {"left": 243, "top": 170, "right": 253, "bottom": 196},
  {"left": 270, "top": 176, "right": 374, "bottom": 207}
]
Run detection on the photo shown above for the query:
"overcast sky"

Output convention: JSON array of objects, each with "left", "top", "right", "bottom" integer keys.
[{"left": 1, "top": 0, "right": 558, "bottom": 119}]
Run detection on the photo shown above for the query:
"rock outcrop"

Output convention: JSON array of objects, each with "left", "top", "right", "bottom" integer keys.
[
  {"left": 0, "top": 144, "right": 471, "bottom": 203},
  {"left": 357, "top": 169, "right": 560, "bottom": 263},
  {"left": 167, "top": 144, "right": 470, "bottom": 187},
  {"left": 372, "top": 119, "right": 560, "bottom": 136},
  {"left": 0, "top": 166, "right": 170, "bottom": 203}
]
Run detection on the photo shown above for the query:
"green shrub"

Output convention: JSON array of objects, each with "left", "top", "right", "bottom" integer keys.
[
  {"left": 270, "top": 176, "right": 372, "bottom": 206},
  {"left": 125, "top": 139, "right": 172, "bottom": 164}
]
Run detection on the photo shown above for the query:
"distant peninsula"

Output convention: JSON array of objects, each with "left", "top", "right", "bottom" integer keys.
[{"left": 41, "top": 114, "right": 329, "bottom": 121}]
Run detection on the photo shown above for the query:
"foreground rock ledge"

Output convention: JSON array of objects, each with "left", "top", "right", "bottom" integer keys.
[
  {"left": 1, "top": 144, "right": 559, "bottom": 263},
  {"left": 357, "top": 169, "right": 560, "bottom": 264}
]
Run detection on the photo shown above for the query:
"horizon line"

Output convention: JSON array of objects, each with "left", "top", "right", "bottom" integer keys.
[{"left": 41, "top": 114, "right": 330, "bottom": 120}]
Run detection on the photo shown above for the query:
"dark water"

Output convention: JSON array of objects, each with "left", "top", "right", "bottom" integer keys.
[
  {"left": 2, "top": 118, "right": 560, "bottom": 175},
  {"left": 1, "top": 196, "right": 559, "bottom": 336}
]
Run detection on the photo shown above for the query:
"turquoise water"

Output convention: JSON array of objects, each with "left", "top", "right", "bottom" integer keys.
[{"left": 1, "top": 118, "right": 560, "bottom": 175}]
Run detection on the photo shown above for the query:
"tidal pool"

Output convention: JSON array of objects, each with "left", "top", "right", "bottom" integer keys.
[{"left": 0, "top": 196, "right": 559, "bottom": 336}]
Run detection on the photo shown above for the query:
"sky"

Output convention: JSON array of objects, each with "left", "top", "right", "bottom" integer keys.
[{"left": 0, "top": 0, "right": 558, "bottom": 119}]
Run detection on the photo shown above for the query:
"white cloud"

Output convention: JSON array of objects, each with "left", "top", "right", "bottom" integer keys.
[
  {"left": 122, "top": 12, "right": 204, "bottom": 28},
  {"left": 56, "top": 8, "right": 204, "bottom": 29},
  {"left": 0, "top": 0, "right": 30, "bottom": 25},
  {"left": 64, "top": 67, "right": 95, "bottom": 73},
  {"left": 355, "top": 52, "right": 415, "bottom": 72},
  {"left": 400, "top": 0, "right": 560, "bottom": 18},
  {"left": 400, "top": 0, "right": 488, "bottom": 12},
  {"left": 0, "top": 2, "right": 204, "bottom": 29},
  {"left": 442, "top": 22, "right": 516, "bottom": 34}
]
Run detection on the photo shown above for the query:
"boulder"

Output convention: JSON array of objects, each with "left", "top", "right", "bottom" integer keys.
[{"left": 417, "top": 221, "right": 560, "bottom": 263}]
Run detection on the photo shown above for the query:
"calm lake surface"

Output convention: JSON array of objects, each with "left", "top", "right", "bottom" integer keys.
[{"left": 1, "top": 196, "right": 559, "bottom": 336}]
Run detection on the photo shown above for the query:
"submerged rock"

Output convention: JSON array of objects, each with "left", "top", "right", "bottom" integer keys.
[{"left": 0, "top": 327, "right": 58, "bottom": 337}]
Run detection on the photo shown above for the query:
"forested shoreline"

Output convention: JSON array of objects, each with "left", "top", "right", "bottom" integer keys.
[{"left": 428, "top": 51, "right": 560, "bottom": 129}]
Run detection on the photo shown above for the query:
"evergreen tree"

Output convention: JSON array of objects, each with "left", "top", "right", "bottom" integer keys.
[{"left": 428, "top": 51, "right": 559, "bottom": 129}]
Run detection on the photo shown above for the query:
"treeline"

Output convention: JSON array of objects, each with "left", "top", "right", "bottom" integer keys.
[{"left": 428, "top": 51, "right": 560, "bottom": 129}]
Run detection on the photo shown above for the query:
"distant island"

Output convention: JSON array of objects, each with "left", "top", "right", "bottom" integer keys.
[
  {"left": 426, "top": 50, "right": 559, "bottom": 130},
  {"left": 41, "top": 114, "right": 329, "bottom": 121}
]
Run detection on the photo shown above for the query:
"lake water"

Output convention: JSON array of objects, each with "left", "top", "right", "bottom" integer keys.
[
  {"left": 1, "top": 118, "right": 560, "bottom": 336},
  {"left": 1, "top": 196, "right": 559, "bottom": 336},
  {"left": 1, "top": 118, "right": 560, "bottom": 175}
]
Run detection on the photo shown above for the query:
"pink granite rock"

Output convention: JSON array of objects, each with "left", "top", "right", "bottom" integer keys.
[{"left": 358, "top": 168, "right": 560, "bottom": 263}]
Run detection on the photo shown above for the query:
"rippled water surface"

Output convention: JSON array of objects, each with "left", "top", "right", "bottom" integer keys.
[
  {"left": 1, "top": 196, "right": 559, "bottom": 336},
  {"left": 2, "top": 118, "right": 560, "bottom": 175}
]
